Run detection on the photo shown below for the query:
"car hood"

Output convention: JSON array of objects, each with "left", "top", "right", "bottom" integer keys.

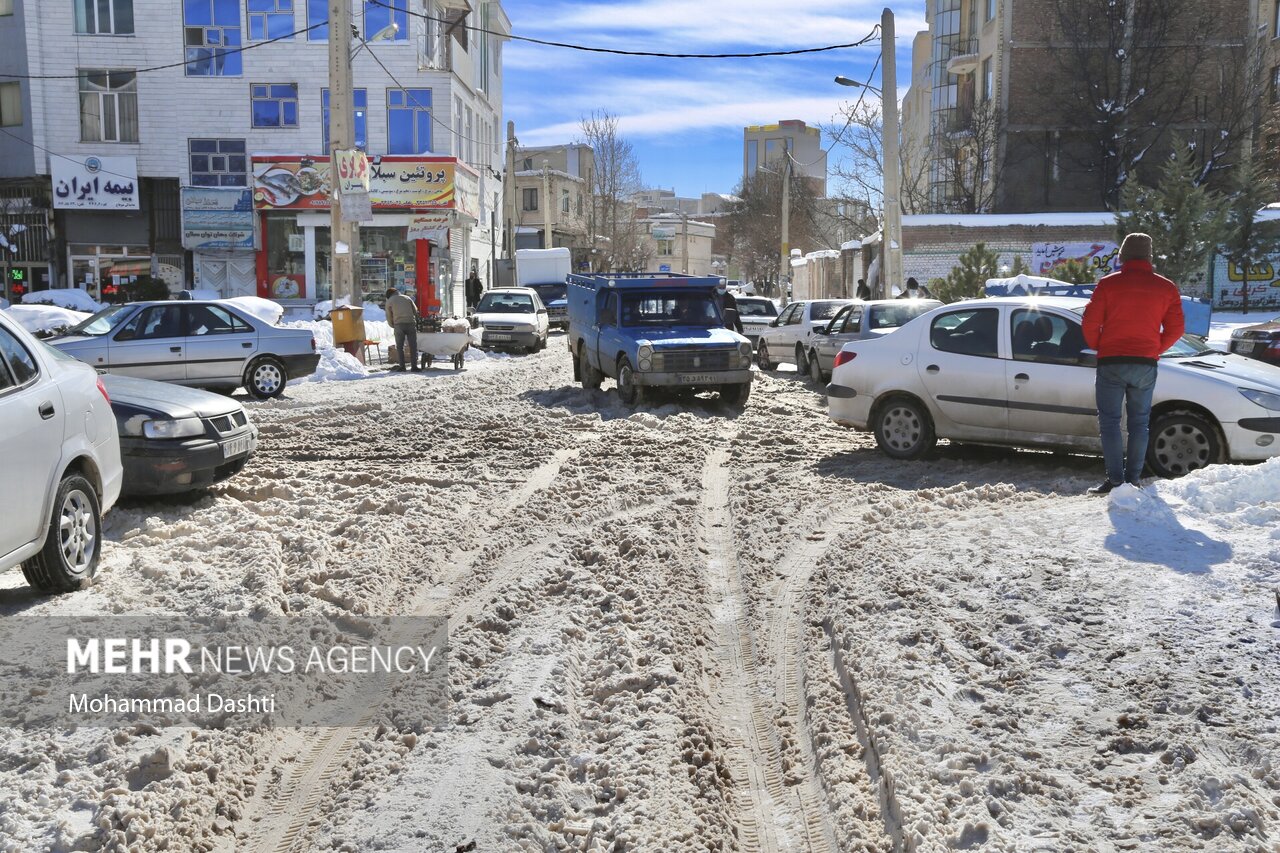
[
  {"left": 1164, "top": 351, "right": 1280, "bottom": 390},
  {"left": 476, "top": 312, "right": 538, "bottom": 326},
  {"left": 635, "top": 326, "right": 747, "bottom": 347},
  {"left": 102, "top": 375, "right": 242, "bottom": 419},
  {"left": 1235, "top": 320, "right": 1280, "bottom": 334}
]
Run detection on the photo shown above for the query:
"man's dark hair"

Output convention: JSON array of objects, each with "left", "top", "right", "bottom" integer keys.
[
  {"left": 906, "top": 277, "right": 919, "bottom": 288},
  {"left": 385, "top": 288, "right": 398, "bottom": 298}
]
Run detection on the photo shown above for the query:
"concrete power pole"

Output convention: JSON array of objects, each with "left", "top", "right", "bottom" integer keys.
[
  {"left": 681, "top": 211, "right": 689, "bottom": 274},
  {"left": 328, "top": 0, "right": 360, "bottom": 306},
  {"left": 541, "top": 160, "right": 553, "bottom": 249},
  {"left": 780, "top": 154, "right": 791, "bottom": 302},
  {"left": 504, "top": 122, "right": 517, "bottom": 258},
  {"left": 880, "top": 6, "right": 903, "bottom": 299}
]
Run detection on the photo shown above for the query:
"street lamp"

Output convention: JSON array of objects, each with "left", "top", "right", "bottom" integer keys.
[{"left": 833, "top": 76, "right": 882, "bottom": 95}]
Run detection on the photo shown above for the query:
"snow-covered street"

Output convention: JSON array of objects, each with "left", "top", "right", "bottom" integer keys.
[{"left": 1, "top": 344, "right": 1278, "bottom": 852}]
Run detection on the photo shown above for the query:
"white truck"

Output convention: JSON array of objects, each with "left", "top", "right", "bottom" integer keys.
[{"left": 515, "top": 247, "right": 572, "bottom": 329}]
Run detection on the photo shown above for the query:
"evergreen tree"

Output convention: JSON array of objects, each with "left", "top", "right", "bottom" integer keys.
[
  {"left": 1009, "top": 255, "right": 1031, "bottom": 276},
  {"left": 1052, "top": 259, "right": 1101, "bottom": 285},
  {"left": 934, "top": 242, "right": 999, "bottom": 303},
  {"left": 1115, "top": 137, "right": 1226, "bottom": 287},
  {"left": 1223, "top": 154, "right": 1280, "bottom": 314}
]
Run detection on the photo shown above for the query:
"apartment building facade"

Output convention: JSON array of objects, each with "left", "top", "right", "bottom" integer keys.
[
  {"left": 743, "top": 120, "right": 827, "bottom": 197},
  {"left": 510, "top": 143, "right": 592, "bottom": 262},
  {"left": 0, "top": 0, "right": 509, "bottom": 311},
  {"left": 903, "top": 0, "right": 1256, "bottom": 214}
]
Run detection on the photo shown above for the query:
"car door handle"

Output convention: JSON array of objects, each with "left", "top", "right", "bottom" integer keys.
[
  {"left": 242, "top": 342, "right": 253, "bottom": 348},
  {"left": 38, "top": 401, "right": 55, "bottom": 420},
  {"left": 926, "top": 364, "right": 940, "bottom": 374},
  {"left": 1015, "top": 373, "right": 1030, "bottom": 382},
  {"left": 170, "top": 346, "right": 182, "bottom": 353}
]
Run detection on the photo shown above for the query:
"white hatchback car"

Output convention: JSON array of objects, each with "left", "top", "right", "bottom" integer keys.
[
  {"left": 827, "top": 297, "right": 1280, "bottom": 478},
  {"left": 473, "top": 287, "right": 550, "bottom": 352},
  {"left": 0, "top": 312, "right": 123, "bottom": 592}
]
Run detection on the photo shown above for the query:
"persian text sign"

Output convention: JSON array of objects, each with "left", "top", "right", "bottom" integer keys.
[
  {"left": 52, "top": 155, "right": 139, "bottom": 210},
  {"left": 334, "top": 149, "right": 370, "bottom": 195},
  {"left": 180, "top": 187, "right": 256, "bottom": 250},
  {"left": 1212, "top": 257, "right": 1280, "bottom": 308},
  {"left": 252, "top": 156, "right": 471, "bottom": 211},
  {"left": 1032, "top": 242, "right": 1120, "bottom": 278}
]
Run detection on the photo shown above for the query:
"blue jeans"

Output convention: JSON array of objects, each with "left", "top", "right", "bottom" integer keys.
[{"left": 1096, "top": 362, "right": 1157, "bottom": 484}]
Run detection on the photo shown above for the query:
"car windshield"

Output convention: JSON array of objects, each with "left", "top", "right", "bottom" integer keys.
[
  {"left": 68, "top": 305, "right": 135, "bottom": 337},
  {"left": 621, "top": 293, "right": 721, "bottom": 327},
  {"left": 529, "top": 284, "right": 566, "bottom": 303},
  {"left": 811, "top": 301, "right": 845, "bottom": 321},
  {"left": 737, "top": 298, "right": 778, "bottom": 318},
  {"left": 1066, "top": 306, "right": 1214, "bottom": 358},
  {"left": 869, "top": 302, "right": 934, "bottom": 330},
  {"left": 477, "top": 293, "right": 535, "bottom": 313}
]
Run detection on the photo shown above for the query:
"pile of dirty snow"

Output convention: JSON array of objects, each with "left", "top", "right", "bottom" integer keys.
[
  {"left": 2, "top": 304, "right": 89, "bottom": 336},
  {"left": 313, "top": 297, "right": 388, "bottom": 324},
  {"left": 21, "top": 289, "right": 103, "bottom": 313}
]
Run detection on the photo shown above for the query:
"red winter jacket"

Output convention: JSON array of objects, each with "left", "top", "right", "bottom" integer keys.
[{"left": 1082, "top": 260, "right": 1185, "bottom": 364}]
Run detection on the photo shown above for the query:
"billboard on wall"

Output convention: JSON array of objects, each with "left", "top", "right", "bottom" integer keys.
[
  {"left": 52, "top": 155, "right": 139, "bottom": 210},
  {"left": 180, "top": 187, "right": 256, "bottom": 250},
  {"left": 252, "top": 155, "right": 480, "bottom": 219},
  {"left": 1032, "top": 242, "right": 1121, "bottom": 278},
  {"left": 1212, "top": 258, "right": 1280, "bottom": 309}
]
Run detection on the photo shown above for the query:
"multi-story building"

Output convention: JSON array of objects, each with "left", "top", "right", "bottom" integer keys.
[
  {"left": 632, "top": 189, "right": 734, "bottom": 217},
  {"left": 0, "top": 0, "right": 509, "bottom": 312},
  {"left": 903, "top": 0, "right": 1255, "bottom": 214},
  {"left": 643, "top": 213, "right": 716, "bottom": 277},
  {"left": 743, "top": 120, "right": 827, "bottom": 197},
  {"left": 510, "top": 143, "right": 592, "bottom": 263}
]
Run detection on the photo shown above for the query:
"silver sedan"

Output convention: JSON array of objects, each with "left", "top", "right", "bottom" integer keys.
[{"left": 805, "top": 299, "right": 941, "bottom": 382}]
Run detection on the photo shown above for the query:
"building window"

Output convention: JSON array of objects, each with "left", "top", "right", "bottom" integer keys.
[
  {"left": 185, "top": 0, "right": 243, "bottom": 76},
  {"left": 986, "top": 0, "right": 996, "bottom": 21},
  {"left": 307, "top": 0, "right": 327, "bottom": 40},
  {"left": 74, "top": 0, "right": 134, "bottom": 34},
  {"left": 1274, "top": 1, "right": 1280, "bottom": 39},
  {"left": 522, "top": 188, "right": 537, "bottom": 211},
  {"left": 248, "top": 0, "right": 293, "bottom": 40},
  {"left": 251, "top": 83, "right": 298, "bottom": 127},
  {"left": 981, "top": 57, "right": 993, "bottom": 101},
  {"left": 322, "top": 89, "right": 368, "bottom": 152},
  {"left": 0, "top": 0, "right": 11, "bottom": 15},
  {"left": 387, "top": 88, "right": 432, "bottom": 154},
  {"left": 365, "top": 0, "right": 407, "bottom": 41},
  {"left": 0, "top": 82, "right": 20, "bottom": 126},
  {"left": 1274, "top": 66, "right": 1280, "bottom": 104},
  {"left": 561, "top": 189, "right": 570, "bottom": 214},
  {"left": 657, "top": 239, "right": 673, "bottom": 256},
  {"left": 189, "top": 139, "right": 247, "bottom": 186},
  {"left": 79, "top": 70, "right": 138, "bottom": 142}
]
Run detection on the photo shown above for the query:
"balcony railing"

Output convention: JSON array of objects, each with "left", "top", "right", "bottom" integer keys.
[{"left": 946, "top": 38, "right": 980, "bottom": 75}]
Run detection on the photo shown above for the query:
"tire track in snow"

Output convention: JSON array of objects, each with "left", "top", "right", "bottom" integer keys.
[{"left": 700, "top": 448, "right": 832, "bottom": 853}]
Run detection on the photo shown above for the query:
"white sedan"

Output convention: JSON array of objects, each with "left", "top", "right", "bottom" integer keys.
[
  {"left": 826, "top": 297, "right": 1280, "bottom": 478},
  {"left": 755, "top": 299, "right": 854, "bottom": 370}
]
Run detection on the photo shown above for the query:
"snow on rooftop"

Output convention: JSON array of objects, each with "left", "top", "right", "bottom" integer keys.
[{"left": 903, "top": 212, "right": 1118, "bottom": 227}]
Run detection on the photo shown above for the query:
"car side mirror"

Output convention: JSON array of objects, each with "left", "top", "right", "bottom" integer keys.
[
  {"left": 768, "top": 319, "right": 779, "bottom": 327},
  {"left": 538, "top": 308, "right": 548, "bottom": 314},
  {"left": 114, "top": 329, "right": 135, "bottom": 342}
]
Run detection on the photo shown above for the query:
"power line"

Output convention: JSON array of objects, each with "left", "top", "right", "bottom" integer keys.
[
  {"left": 369, "top": 0, "right": 880, "bottom": 58},
  {"left": 0, "top": 125, "right": 143, "bottom": 183},
  {"left": 789, "top": 51, "right": 882, "bottom": 171},
  {"left": 0, "top": 22, "right": 325, "bottom": 80}
]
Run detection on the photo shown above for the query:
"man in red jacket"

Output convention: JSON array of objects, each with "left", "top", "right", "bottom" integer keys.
[{"left": 1082, "top": 233, "right": 1185, "bottom": 494}]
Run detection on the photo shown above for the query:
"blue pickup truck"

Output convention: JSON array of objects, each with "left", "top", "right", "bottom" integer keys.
[{"left": 567, "top": 272, "right": 754, "bottom": 405}]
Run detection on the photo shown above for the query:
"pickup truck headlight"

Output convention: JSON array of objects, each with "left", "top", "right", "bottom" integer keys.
[
  {"left": 637, "top": 343, "right": 653, "bottom": 361},
  {"left": 143, "top": 418, "right": 206, "bottom": 440},
  {"left": 738, "top": 341, "right": 752, "bottom": 367},
  {"left": 1239, "top": 388, "right": 1280, "bottom": 410}
]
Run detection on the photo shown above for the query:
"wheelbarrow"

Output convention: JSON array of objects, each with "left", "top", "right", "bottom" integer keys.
[{"left": 416, "top": 330, "right": 471, "bottom": 370}]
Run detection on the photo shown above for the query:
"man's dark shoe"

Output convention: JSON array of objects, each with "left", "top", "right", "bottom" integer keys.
[{"left": 1088, "top": 480, "right": 1121, "bottom": 496}]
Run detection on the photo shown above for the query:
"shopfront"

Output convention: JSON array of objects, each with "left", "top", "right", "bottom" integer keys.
[
  {"left": 182, "top": 187, "right": 257, "bottom": 297},
  {"left": 252, "top": 156, "right": 479, "bottom": 312}
]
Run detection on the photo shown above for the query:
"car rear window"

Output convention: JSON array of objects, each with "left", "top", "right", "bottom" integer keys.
[
  {"left": 811, "top": 301, "right": 845, "bottom": 320},
  {"left": 737, "top": 299, "right": 778, "bottom": 318}
]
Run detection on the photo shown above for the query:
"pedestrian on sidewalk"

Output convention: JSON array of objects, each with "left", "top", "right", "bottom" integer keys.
[
  {"left": 856, "top": 278, "right": 872, "bottom": 300},
  {"left": 1082, "top": 232, "right": 1185, "bottom": 494},
  {"left": 385, "top": 287, "right": 420, "bottom": 372},
  {"left": 465, "top": 272, "right": 483, "bottom": 311},
  {"left": 897, "top": 277, "right": 931, "bottom": 299},
  {"left": 715, "top": 281, "right": 743, "bottom": 334}
]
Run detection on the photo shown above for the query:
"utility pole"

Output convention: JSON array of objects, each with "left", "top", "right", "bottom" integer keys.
[
  {"left": 504, "top": 122, "right": 517, "bottom": 258},
  {"left": 681, "top": 211, "right": 689, "bottom": 274},
  {"left": 541, "top": 160, "right": 553, "bottom": 249},
  {"left": 880, "top": 6, "right": 903, "bottom": 300},
  {"left": 328, "top": 0, "right": 360, "bottom": 306},
  {"left": 780, "top": 154, "right": 791, "bottom": 302}
]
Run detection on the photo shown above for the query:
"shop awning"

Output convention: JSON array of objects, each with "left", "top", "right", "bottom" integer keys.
[{"left": 103, "top": 259, "right": 151, "bottom": 276}]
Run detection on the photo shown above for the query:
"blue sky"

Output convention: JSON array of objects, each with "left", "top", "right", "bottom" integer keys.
[{"left": 500, "top": 1, "right": 925, "bottom": 199}]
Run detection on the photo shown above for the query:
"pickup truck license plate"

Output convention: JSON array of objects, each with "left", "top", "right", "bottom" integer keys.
[
  {"left": 487, "top": 333, "right": 512, "bottom": 341},
  {"left": 223, "top": 434, "right": 251, "bottom": 459},
  {"left": 679, "top": 373, "right": 715, "bottom": 384},
  {"left": 1235, "top": 341, "right": 1256, "bottom": 354}
]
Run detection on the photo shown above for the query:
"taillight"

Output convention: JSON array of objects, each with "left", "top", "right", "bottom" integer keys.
[
  {"left": 96, "top": 376, "right": 111, "bottom": 404},
  {"left": 311, "top": 337, "right": 317, "bottom": 352},
  {"left": 834, "top": 350, "right": 857, "bottom": 369}
]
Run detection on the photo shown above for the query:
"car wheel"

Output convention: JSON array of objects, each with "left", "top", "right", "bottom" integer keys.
[
  {"left": 616, "top": 356, "right": 643, "bottom": 405},
  {"left": 579, "top": 346, "right": 601, "bottom": 390},
  {"left": 720, "top": 382, "right": 751, "bottom": 407},
  {"left": 873, "top": 396, "right": 936, "bottom": 460},
  {"left": 756, "top": 341, "right": 775, "bottom": 371},
  {"left": 1147, "top": 410, "right": 1222, "bottom": 478},
  {"left": 21, "top": 473, "right": 101, "bottom": 594},
  {"left": 808, "top": 351, "right": 826, "bottom": 385},
  {"left": 795, "top": 344, "right": 807, "bottom": 371},
  {"left": 245, "top": 356, "right": 287, "bottom": 399}
]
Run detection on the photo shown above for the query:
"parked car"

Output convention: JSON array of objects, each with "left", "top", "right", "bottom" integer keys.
[
  {"left": 755, "top": 299, "right": 854, "bottom": 370},
  {"left": 827, "top": 296, "right": 1280, "bottom": 478},
  {"left": 806, "top": 299, "right": 942, "bottom": 383},
  {"left": 1228, "top": 315, "right": 1280, "bottom": 366},
  {"left": 735, "top": 296, "right": 779, "bottom": 350},
  {"left": 0, "top": 312, "right": 123, "bottom": 592},
  {"left": 473, "top": 288, "right": 550, "bottom": 353},
  {"left": 102, "top": 375, "right": 257, "bottom": 496},
  {"left": 50, "top": 301, "right": 320, "bottom": 399}
]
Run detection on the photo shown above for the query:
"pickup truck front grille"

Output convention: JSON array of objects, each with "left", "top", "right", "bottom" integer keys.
[{"left": 655, "top": 348, "right": 736, "bottom": 372}]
